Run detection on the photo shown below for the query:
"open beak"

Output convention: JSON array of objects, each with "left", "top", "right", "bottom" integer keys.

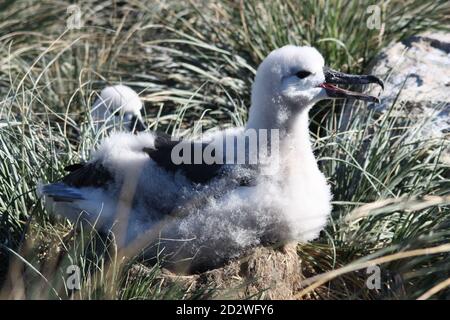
[{"left": 319, "top": 67, "right": 384, "bottom": 103}]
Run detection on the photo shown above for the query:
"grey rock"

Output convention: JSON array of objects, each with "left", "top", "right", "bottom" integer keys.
[{"left": 368, "top": 32, "right": 450, "bottom": 163}]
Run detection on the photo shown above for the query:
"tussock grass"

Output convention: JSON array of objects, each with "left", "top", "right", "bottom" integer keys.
[{"left": 0, "top": 0, "right": 449, "bottom": 299}]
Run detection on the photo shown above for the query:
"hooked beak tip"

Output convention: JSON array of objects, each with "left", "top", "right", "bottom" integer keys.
[{"left": 369, "top": 75, "right": 384, "bottom": 90}]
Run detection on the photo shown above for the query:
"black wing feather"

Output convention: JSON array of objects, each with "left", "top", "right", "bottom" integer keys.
[
  {"left": 62, "top": 162, "right": 113, "bottom": 188},
  {"left": 144, "top": 132, "right": 223, "bottom": 184},
  {"left": 64, "top": 162, "right": 86, "bottom": 172}
]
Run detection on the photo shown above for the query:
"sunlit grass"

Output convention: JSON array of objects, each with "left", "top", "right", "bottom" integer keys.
[{"left": 0, "top": 0, "right": 449, "bottom": 299}]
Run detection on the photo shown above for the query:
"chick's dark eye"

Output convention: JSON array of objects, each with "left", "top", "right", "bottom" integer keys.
[
  {"left": 113, "top": 110, "right": 120, "bottom": 116},
  {"left": 296, "top": 70, "right": 312, "bottom": 79}
]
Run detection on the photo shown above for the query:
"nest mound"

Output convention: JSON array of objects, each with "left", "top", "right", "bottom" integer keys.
[{"left": 130, "top": 243, "right": 303, "bottom": 299}]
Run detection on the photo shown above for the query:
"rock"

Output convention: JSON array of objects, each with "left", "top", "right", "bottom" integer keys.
[
  {"left": 368, "top": 32, "right": 450, "bottom": 162},
  {"left": 129, "top": 243, "right": 303, "bottom": 299},
  {"left": 371, "top": 32, "right": 450, "bottom": 108}
]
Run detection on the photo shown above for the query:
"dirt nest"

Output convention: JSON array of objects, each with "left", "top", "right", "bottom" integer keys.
[{"left": 129, "top": 243, "right": 303, "bottom": 299}]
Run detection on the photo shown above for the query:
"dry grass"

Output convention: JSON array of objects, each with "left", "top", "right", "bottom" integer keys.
[{"left": 0, "top": 0, "right": 449, "bottom": 299}]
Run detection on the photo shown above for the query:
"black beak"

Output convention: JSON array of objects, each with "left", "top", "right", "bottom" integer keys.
[
  {"left": 320, "top": 67, "right": 384, "bottom": 103},
  {"left": 130, "top": 115, "right": 147, "bottom": 133}
]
